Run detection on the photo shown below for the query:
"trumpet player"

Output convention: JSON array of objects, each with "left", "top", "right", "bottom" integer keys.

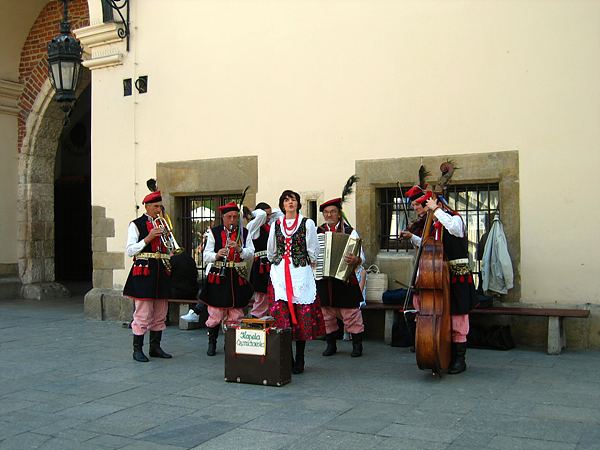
[
  {"left": 123, "top": 191, "right": 173, "bottom": 362},
  {"left": 198, "top": 201, "right": 255, "bottom": 356}
]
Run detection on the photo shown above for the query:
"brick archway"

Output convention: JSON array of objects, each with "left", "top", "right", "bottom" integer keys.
[{"left": 17, "top": 0, "right": 90, "bottom": 299}]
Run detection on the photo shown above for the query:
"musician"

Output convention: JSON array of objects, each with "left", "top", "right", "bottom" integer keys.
[
  {"left": 198, "top": 201, "right": 254, "bottom": 356},
  {"left": 123, "top": 190, "right": 172, "bottom": 362},
  {"left": 247, "top": 203, "right": 273, "bottom": 318},
  {"left": 401, "top": 188, "right": 435, "bottom": 351},
  {"left": 316, "top": 198, "right": 366, "bottom": 358},
  {"left": 267, "top": 190, "right": 325, "bottom": 374},
  {"left": 403, "top": 184, "right": 428, "bottom": 238},
  {"left": 401, "top": 192, "right": 477, "bottom": 374}
]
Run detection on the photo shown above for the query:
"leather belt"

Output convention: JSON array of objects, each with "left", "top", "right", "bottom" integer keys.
[
  {"left": 448, "top": 258, "right": 469, "bottom": 266},
  {"left": 135, "top": 252, "right": 170, "bottom": 260},
  {"left": 214, "top": 261, "right": 246, "bottom": 269},
  {"left": 254, "top": 250, "right": 268, "bottom": 258}
]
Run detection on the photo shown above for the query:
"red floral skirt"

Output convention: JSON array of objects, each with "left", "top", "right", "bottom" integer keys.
[{"left": 267, "top": 284, "right": 325, "bottom": 341}]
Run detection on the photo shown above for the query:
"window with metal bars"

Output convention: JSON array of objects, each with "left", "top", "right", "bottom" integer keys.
[
  {"left": 378, "top": 183, "right": 500, "bottom": 287},
  {"left": 180, "top": 194, "right": 242, "bottom": 282}
]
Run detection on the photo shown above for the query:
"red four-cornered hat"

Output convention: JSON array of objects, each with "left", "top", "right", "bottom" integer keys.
[
  {"left": 415, "top": 191, "right": 433, "bottom": 205},
  {"left": 142, "top": 191, "right": 162, "bottom": 204},
  {"left": 218, "top": 201, "right": 240, "bottom": 214},
  {"left": 319, "top": 197, "right": 343, "bottom": 212},
  {"left": 405, "top": 185, "right": 425, "bottom": 202}
]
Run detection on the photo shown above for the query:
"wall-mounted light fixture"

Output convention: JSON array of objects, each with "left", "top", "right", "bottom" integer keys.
[
  {"left": 105, "top": 0, "right": 131, "bottom": 51},
  {"left": 47, "top": 0, "right": 83, "bottom": 112},
  {"left": 135, "top": 76, "right": 148, "bottom": 94}
]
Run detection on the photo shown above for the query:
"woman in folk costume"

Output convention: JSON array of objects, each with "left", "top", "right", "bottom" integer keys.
[
  {"left": 198, "top": 201, "right": 254, "bottom": 356},
  {"left": 267, "top": 190, "right": 325, "bottom": 374}
]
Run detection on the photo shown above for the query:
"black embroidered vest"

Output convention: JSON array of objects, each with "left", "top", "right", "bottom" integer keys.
[
  {"left": 132, "top": 215, "right": 157, "bottom": 254},
  {"left": 252, "top": 225, "right": 269, "bottom": 252},
  {"left": 271, "top": 218, "right": 310, "bottom": 267},
  {"left": 441, "top": 215, "right": 469, "bottom": 261}
]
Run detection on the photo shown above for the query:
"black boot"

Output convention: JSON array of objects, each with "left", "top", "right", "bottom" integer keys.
[
  {"left": 322, "top": 332, "right": 337, "bottom": 356},
  {"left": 149, "top": 330, "right": 172, "bottom": 358},
  {"left": 207, "top": 326, "right": 219, "bottom": 356},
  {"left": 448, "top": 342, "right": 467, "bottom": 374},
  {"left": 132, "top": 334, "right": 149, "bottom": 362},
  {"left": 292, "top": 340, "right": 305, "bottom": 374},
  {"left": 351, "top": 332, "right": 363, "bottom": 357}
]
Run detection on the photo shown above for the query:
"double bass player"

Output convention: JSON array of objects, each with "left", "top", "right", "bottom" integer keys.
[{"left": 402, "top": 188, "right": 477, "bottom": 374}]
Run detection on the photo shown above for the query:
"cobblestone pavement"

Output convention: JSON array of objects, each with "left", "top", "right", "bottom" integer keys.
[{"left": 1, "top": 297, "right": 599, "bottom": 449}]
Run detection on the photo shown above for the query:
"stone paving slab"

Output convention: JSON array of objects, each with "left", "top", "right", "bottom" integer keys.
[{"left": 1, "top": 297, "right": 600, "bottom": 450}]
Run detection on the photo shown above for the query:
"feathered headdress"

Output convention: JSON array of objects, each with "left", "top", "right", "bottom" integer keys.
[
  {"left": 236, "top": 185, "right": 251, "bottom": 246},
  {"left": 341, "top": 175, "right": 359, "bottom": 204},
  {"left": 146, "top": 178, "right": 158, "bottom": 192},
  {"left": 341, "top": 175, "right": 359, "bottom": 227},
  {"left": 418, "top": 165, "right": 430, "bottom": 191}
]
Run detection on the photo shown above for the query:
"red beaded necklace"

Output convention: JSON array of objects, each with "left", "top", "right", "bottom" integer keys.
[{"left": 282, "top": 214, "right": 299, "bottom": 237}]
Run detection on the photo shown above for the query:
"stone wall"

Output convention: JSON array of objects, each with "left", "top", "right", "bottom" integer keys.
[
  {"left": 91, "top": 205, "right": 123, "bottom": 289},
  {"left": 356, "top": 150, "right": 520, "bottom": 300}
]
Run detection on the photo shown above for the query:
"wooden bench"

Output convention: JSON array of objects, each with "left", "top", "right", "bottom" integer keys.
[
  {"left": 470, "top": 306, "right": 590, "bottom": 355},
  {"left": 362, "top": 303, "right": 590, "bottom": 355},
  {"left": 361, "top": 303, "right": 405, "bottom": 345}
]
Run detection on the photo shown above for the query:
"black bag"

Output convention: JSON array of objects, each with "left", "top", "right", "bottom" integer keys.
[
  {"left": 382, "top": 288, "right": 408, "bottom": 305},
  {"left": 467, "top": 325, "right": 515, "bottom": 350},
  {"left": 170, "top": 253, "right": 200, "bottom": 299},
  {"left": 391, "top": 312, "right": 416, "bottom": 347},
  {"left": 474, "top": 293, "right": 494, "bottom": 309}
]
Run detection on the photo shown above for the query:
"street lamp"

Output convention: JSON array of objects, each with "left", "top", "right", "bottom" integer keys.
[{"left": 47, "top": 0, "right": 83, "bottom": 112}]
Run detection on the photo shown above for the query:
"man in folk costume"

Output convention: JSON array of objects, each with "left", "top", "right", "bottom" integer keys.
[
  {"left": 123, "top": 191, "right": 173, "bottom": 362},
  {"left": 198, "top": 201, "right": 254, "bottom": 356},
  {"left": 404, "top": 185, "right": 428, "bottom": 239},
  {"left": 317, "top": 198, "right": 366, "bottom": 357},
  {"left": 402, "top": 165, "right": 430, "bottom": 240},
  {"left": 246, "top": 202, "right": 273, "bottom": 318},
  {"left": 402, "top": 189, "right": 477, "bottom": 374}
]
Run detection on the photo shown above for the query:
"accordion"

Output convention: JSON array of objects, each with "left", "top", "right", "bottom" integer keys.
[{"left": 314, "top": 231, "right": 362, "bottom": 282}]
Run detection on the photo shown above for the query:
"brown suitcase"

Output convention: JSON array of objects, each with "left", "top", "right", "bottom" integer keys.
[{"left": 224, "top": 326, "right": 292, "bottom": 387}]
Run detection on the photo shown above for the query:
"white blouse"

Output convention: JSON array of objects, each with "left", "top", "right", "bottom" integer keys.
[{"left": 267, "top": 214, "right": 318, "bottom": 305}]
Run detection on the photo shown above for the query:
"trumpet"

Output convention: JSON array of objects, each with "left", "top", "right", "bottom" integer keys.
[{"left": 153, "top": 212, "right": 182, "bottom": 255}]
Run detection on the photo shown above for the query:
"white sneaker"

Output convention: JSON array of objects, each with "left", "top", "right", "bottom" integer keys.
[{"left": 180, "top": 309, "right": 200, "bottom": 322}]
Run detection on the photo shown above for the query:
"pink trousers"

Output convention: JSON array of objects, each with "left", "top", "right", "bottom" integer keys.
[
  {"left": 205, "top": 306, "right": 244, "bottom": 328},
  {"left": 321, "top": 306, "right": 365, "bottom": 334},
  {"left": 451, "top": 314, "right": 469, "bottom": 343},
  {"left": 250, "top": 292, "right": 270, "bottom": 318},
  {"left": 132, "top": 299, "right": 168, "bottom": 335}
]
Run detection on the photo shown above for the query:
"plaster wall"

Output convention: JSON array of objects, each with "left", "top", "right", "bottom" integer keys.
[
  {"left": 85, "top": 1, "right": 600, "bottom": 306},
  {"left": 0, "top": 0, "right": 48, "bottom": 81}
]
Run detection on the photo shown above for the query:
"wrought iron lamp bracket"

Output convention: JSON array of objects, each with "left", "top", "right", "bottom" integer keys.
[{"left": 105, "top": 0, "right": 131, "bottom": 51}]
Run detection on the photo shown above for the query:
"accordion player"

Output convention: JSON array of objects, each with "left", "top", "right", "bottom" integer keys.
[{"left": 314, "top": 231, "right": 362, "bottom": 283}]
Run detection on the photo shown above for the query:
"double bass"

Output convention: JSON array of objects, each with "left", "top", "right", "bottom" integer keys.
[{"left": 412, "top": 163, "right": 455, "bottom": 375}]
